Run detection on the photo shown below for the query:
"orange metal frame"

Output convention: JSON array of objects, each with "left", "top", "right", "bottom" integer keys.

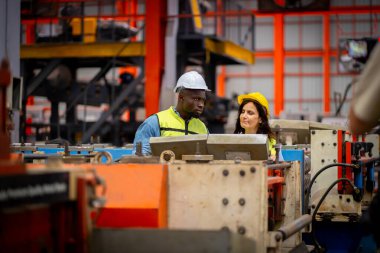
[
  {"left": 145, "top": 0, "right": 167, "bottom": 117},
  {"left": 274, "top": 14, "right": 284, "bottom": 116},
  {"left": 215, "top": 5, "right": 380, "bottom": 117}
]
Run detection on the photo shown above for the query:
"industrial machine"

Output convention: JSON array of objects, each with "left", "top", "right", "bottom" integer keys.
[
  {"left": 4, "top": 116, "right": 379, "bottom": 252},
  {"left": 6, "top": 133, "right": 309, "bottom": 252},
  {"left": 271, "top": 119, "right": 380, "bottom": 252}
]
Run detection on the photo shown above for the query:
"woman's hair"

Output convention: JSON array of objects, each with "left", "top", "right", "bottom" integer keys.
[{"left": 234, "top": 99, "right": 274, "bottom": 139}]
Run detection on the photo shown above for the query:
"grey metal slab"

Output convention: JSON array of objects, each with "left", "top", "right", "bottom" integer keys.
[{"left": 90, "top": 228, "right": 256, "bottom": 253}]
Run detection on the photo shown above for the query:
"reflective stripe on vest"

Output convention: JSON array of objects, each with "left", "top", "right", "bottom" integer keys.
[{"left": 156, "top": 106, "right": 208, "bottom": 137}]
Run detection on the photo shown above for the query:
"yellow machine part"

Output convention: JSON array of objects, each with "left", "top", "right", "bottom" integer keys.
[{"left": 71, "top": 17, "right": 97, "bottom": 43}]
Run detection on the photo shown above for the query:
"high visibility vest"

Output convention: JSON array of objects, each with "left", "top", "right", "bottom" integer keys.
[
  {"left": 269, "top": 138, "right": 276, "bottom": 157},
  {"left": 156, "top": 106, "right": 208, "bottom": 136}
]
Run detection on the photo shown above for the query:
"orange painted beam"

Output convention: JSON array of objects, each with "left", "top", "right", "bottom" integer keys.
[
  {"left": 145, "top": 0, "right": 166, "bottom": 117},
  {"left": 255, "top": 49, "right": 338, "bottom": 58},
  {"left": 216, "top": 66, "right": 226, "bottom": 97},
  {"left": 268, "top": 176, "right": 285, "bottom": 185},
  {"left": 216, "top": 0, "right": 223, "bottom": 37},
  {"left": 251, "top": 6, "right": 380, "bottom": 17},
  {"left": 94, "top": 164, "right": 168, "bottom": 228},
  {"left": 274, "top": 14, "right": 284, "bottom": 116},
  {"left": 118, "top": 0, "right": 138, "bottom": 83},
  {"left": 323, "top": 14, "right": 330, "bottom": 113}
]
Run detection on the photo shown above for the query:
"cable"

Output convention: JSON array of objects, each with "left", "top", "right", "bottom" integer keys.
[
  {"left": 305, "top": 163, "right": 359, "bottom": 209},
  {"left": 335, "top": 81, "right": 353, "bottom": 116},
  {"left": 310, "top": 178, "right": 358, "bottom": 252}
]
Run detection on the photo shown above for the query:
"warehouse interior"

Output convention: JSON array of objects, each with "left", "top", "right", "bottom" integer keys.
[{"left": 1, "top": 0, "right": 380, "bottom": 252}]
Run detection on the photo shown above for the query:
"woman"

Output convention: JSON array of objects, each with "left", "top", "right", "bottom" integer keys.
[{"left": 234, "top": 92, "right": 278, "bottom": 160}]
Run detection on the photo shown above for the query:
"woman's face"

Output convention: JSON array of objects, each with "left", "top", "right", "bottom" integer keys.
[{"left": 239, "top": 101, "right": 262, "bottom": 134}]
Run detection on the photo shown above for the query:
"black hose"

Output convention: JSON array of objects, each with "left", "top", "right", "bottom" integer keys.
[
  {"left": 305, "top": 163, "right": 359, "bottom": 209},
  {"left": 335, "top": 82, "right": 353, "bottom": 116},
  {"left": 311, "top": 178, "right": 358, "bottom": 252}
]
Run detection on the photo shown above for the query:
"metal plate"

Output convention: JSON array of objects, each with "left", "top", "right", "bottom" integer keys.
[
  {"left": 90, "top": 228, "right": 256, "bottom": 253},
  {"left": 168, "top": 160, "right": 267, "bottom": 252}
]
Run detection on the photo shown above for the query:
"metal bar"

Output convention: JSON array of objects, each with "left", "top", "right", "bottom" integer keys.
[
  {"left": 278, "top": 214, "right": 312, "bottom": 240},
  {"left": 267, "top": 176, "right": 285, "bottom": 185},
  {"left": 26, "top": 59, "right": 61, "bottom": 97},
  {"left": 323, "top": 14, "right": 331, "bottom": 113},
  {"left": 216, "top": 66, "right": 225, "bottom": 97},
  {"left": 145, "top": 0, "right": 166, "bottom": 117},
  {"left": 267, "top": 163, "right": 292, "bottom": 170},
  {"left": 81, "top": 72, "right": 144, "bottom": 143},
  {"left": 274, "top": 14, "right": 284, "bottom": 117}
]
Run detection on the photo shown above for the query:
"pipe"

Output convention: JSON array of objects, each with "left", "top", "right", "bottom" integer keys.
[
  {"left": 278, "top": 214, "right": 312, "bottom": 240},
  {"left": 267, "top": 162, "right": 292, "bottom": 170}
]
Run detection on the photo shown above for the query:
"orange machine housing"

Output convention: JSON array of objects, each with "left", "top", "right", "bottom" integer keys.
[{"left": 94, "top": 163, "right": 168, "bottom": 228}]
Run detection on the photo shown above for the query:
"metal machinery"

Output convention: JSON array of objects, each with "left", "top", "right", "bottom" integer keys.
[
  {"left": 5, "top": 118, "right": 379, "bottom": 252},
  {"left": 271, "top": 119, "right": 380, "bottom": 252},
  {"left": 0, "top": 58, "right": 105, "bottom": 253},
  {"left": 7, "top": 133, "right": 310, "bottom": 252}
]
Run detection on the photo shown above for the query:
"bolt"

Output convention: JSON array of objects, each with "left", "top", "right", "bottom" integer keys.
[
  {"left": 177, "top": 167, "right": 181, "bottom": 170},
  {"left": 238, "top": 226, "right": 246, "bottom": 235},
  {"left": 311, "top": 204, "right": 316, "bottom": 209},
  {"left": 333, "top": 142, "right": 337, "bottom": 147},
  {"left": 250, "top": 167, "right": 256, "bottom": 173},
  {"left": 333, "top": 159, "right": 337, "bottom": 163},
  {"left": 346, "top": 198, "right": 351, "bottom": 203},
  {"left": 223, "top": 170, "right": 229, "bottom": 176},
  {"left": 239, "top": 198, "right": 246, "bottom": 206},
  {"left": 240, "top": 170, "right": 246, "bottom": 177},
  {"left": 333, "top": 130, "right": 337, "bottom": 134},
  {"left": 163, "top": 153, "right": 171, "bottom": 161},
  {"left": 339, "top": 195, "right": 342, "bottom": 199},
  {"left": 222, "top": 198, "right": 229, "bottom": 206},
  {"left": 321, "top": 142, "right": 325, "bottom": 146},
  {"left": 321, "top": 159, "right": 325, "bottom": 163},
  {"left": 311, "top": 130, "right": 315, "bottom": 135}
]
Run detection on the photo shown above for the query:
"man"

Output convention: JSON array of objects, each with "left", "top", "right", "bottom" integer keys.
[
  {"left": 348, "top": 44, "right": 380, "bottom": 135},
  {"left": 133, "top": 71, "right": 210, "bottom": 155}
]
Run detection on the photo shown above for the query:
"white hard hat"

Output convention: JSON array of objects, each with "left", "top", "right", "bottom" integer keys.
[{"left": 173, "top": 71, "right": 210, "bottom": 93}]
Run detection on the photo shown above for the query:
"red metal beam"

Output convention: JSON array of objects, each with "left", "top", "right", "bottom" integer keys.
[
  {"left": 216, "top": 66, "right": 226, "bottom": 97},
  {"left": 216, "top": 0, "right": 223, "bottom": 37},
  {"left": 323, "top": 14, "right": 331, "bottom": 113},
  {"left": 144, "top": 0, "right": 166, "bottom": 117},
  {"left": 274, "top": 14, "right": 284, "bottom": 117},
  {"left": 201, "top": 6, "right": 380, "bottom": 18},
  {"left": 268, "top": 176, "right": 285, "bottom": 185}
]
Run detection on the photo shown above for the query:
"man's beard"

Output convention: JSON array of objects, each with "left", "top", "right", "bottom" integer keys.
[{"left": 189, "top": 111, "right": 200, "bottom": 118}]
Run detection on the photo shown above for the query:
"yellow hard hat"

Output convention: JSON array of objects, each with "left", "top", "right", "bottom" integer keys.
[{"left": 237, "top": 92, "right": 270, "bottom": 116}]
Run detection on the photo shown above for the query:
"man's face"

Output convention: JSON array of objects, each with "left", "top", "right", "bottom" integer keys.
[{"left": 179, "top": 89, "right": 206, "bottom": 118}]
